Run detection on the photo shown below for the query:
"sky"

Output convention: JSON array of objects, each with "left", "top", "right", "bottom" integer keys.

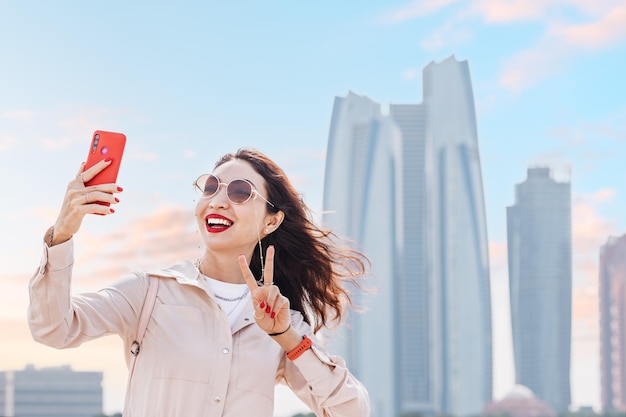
[{"left": 1, "top": 1, "right": 625, "bottom": 415}]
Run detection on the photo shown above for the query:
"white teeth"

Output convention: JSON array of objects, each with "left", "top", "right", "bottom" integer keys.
[{"left": 206, "top": 218, "right": 232, "bottom": 227}]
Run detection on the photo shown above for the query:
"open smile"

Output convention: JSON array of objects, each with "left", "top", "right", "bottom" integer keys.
[{"left": 205, "top": 214, "right": 233, "bottom": 233}]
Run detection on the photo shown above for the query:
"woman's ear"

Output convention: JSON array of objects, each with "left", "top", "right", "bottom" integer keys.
[{"left": 266, "top": 210, "right": 285, "bottom": 233}]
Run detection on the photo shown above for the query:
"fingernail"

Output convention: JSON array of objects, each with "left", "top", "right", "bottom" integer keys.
[
  {"left": 117, "top": 186, "right": 124, "bottom": 192},
  {"left": 270, "top": 312, "right": 276, "bottom": 319},
  {"left": 265, "top": 306, "right": 271, "bottom": 314},
  {"left": 104, "top": 158, "right": 112, "bottom": 163},
  {"left": 110, "top": 208, "right": 115, "bottom": 213},
  {"left": 259, "top": 301, "right": 265, "bottom": 309},
  {"left": 114, "top": 197, "right": 120, "bottom": 203}
]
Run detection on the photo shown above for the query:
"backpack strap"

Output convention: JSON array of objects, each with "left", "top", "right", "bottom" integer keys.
[{"left": 126, "top": 274, "right": 159, "bottom": 387}]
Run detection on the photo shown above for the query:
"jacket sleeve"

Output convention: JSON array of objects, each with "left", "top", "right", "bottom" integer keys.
[
  {"left": 27, "top": 235, "right": 148, "bottom": 349},
  {"left": 278, "top": 313, "right": 370, "bottom": 417}
]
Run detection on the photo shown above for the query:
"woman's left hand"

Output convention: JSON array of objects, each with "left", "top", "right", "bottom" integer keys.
[{"left": 239, "top": 245, "right": 291, "bottom": 335}]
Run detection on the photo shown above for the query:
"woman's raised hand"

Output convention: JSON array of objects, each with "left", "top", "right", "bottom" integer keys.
[
  {"left": 239, "top": 246, "right": 291, "bottom": 335},
  {"left": 51, "top": 160, "right": 122, "bottom": 245}
]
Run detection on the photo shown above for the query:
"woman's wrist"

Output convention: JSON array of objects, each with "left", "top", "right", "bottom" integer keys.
[
  {"left": 268, "top": 323, "right": 291, "bottom": 337},
  {"left": 45, "top": 225, "right": 73, "bottom": 247},
  {"left": 270, "top": 326, "right": 303, "bottom": 352}
]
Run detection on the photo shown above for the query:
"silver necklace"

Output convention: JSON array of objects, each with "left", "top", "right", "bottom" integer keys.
[
  {"left": 214, "top": 287, "right": 249, "bottom": 302},
  {"left": 195, "top": 259, "right": 249, "bottom": 302},
  {"left": 223, "top": 297, "right": 247, "bottom": 316}
]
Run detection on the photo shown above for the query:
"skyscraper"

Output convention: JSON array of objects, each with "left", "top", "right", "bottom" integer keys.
[
  {"left": 599, "top": 234, "right": 626, "bottom": 413},
  {"left": 0, "top": 364, "right": 103, "bottom": 417},
  {"left": 507, "top": 167, "right": 572, "bottom": 412},
  {"left": 323, "top": 56, "right": 492, "bottom": 417}
]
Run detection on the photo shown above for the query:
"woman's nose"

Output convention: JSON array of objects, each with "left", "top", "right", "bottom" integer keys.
[{"left": 208, "top": 184, "right": 230, "bottom": 207}]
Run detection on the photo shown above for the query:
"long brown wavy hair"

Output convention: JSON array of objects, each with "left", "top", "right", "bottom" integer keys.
[{"left": 214, "top": 148, "right": 370, "bottom": 333}]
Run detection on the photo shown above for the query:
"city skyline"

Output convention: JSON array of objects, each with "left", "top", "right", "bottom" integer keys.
[
  {"left": 1, "top": 2, "right": 624, "bottom": 415},
  {"left": 323, "top": 56, "right": 492, "bottom": 417}
]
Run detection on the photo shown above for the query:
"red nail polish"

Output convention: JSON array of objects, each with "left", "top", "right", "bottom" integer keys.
[
  {"left": 117, "top": 186, "right": 124, "bottom": 192},
  {"left": 265, "top": 306, "right": 271, "bottom": 314},
  {"left": 104, "top": 158, "right": 112, "bottom": 162},
  {"left": 114, "top": 197, "right": 120, "bottom": 203},
  {"left": 270, "top": 312, "right": 276, "bottom": 319},
  {"left": 110, "top": 208, "right": 115, "bottom": 213},
  {"left": 259, "top": 301, "right": 265, "bottom": 309}
]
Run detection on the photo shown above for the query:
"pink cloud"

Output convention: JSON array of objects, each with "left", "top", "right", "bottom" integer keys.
[
  {"left": 498, "top": 43, "right": 567, "bottom": 92},
  {"left": 498, "top": 3, "right": 626, "bottom": 91},
  {"left": 551, "top": 5, "right": 626, "bottom": 49},
  {"left": 72, "top": 205, "right": 199, "bottom": 290},
  {"left": 472, "top": 0, "right": 557, "bottom": 23},
  {"left": 380, "top": 0, "right": 462, "bottom": 23}
]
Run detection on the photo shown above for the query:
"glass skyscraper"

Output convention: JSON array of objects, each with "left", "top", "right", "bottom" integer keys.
[
  {"left": 323, "top": 56, "right": 492, "bottom": 417},
  {"left": 599, "top": 234, "right": 626, "bottom": 413},
  {"left": 506, "top": 167, "right": 572, "bottom": 412},
  {"left": 0, "top": 364, "right": 103, "bottom": 417}
]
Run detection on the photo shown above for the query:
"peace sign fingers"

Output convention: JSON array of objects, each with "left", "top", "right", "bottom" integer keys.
[{"left": 238, "top": 246, "right": 291, "bottom": 334}]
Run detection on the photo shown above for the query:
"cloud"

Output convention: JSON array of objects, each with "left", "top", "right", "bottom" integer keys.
[
  {"left": 380, "top": 0, "right": 462, "bottom": 24},
  {"left": 470, "top": 0, "right": 551, "bottom": 23},
  {"left": 2, "top": 110, "right": 33, "bottom": 121},
  {"left": 498, "top": 41, "right": 569, "bottom": 92},
  {"left": 381, "top": 1, "right": 626, "bottom": 91},
  {"left": 551, "top": 5, "right": 626, "bottom": 49},
  {"left": 72, "top": 205, "right": 199, "bottom": 290},
  {"left": 498, "top": 3, "right": 626, "bottom": 91}
]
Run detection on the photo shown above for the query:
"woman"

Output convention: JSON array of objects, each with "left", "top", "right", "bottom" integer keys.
[{"left": 28, "top": 148, "right": 371, "bottom": 416}]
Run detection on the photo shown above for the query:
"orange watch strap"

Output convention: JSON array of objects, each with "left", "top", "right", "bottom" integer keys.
[{"left": 287, "top": 335, "right": 313, "bottom": 361}]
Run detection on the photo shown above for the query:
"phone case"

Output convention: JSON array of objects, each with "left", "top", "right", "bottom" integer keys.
[{"left": 84, "top": 130, "right": 126, "bottom": 187}]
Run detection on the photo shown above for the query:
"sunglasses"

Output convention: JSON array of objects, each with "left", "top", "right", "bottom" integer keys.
[{"left": 193, "top": 174, "right": 275, "bottom": 207}]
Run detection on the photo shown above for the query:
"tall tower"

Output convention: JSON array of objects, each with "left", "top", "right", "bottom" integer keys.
[
  {"left": 323, "top": 56, "right": 492, "bottom": 417},
  {"left": 506, "top": 167, "right": 572, "bottom": 412},
  {"left": 599, "top": 234, "right": 626, "bottom": 413},
  {"left": 422, "top": 57, "right": 492, "bottom": 416}
]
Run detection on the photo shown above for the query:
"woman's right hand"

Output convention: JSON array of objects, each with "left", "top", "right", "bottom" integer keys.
[{"left": 49, "top": 160, "right": 123, "bottom": 246}]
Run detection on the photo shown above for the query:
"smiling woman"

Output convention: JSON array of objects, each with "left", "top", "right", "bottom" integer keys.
[{"left": 27, "top": 147, "right": 372, "bottom": 417}]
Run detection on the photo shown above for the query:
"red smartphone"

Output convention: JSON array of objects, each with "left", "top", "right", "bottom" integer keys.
[{"left": 83, "top": 130, "right": 126, "bottom": 204}]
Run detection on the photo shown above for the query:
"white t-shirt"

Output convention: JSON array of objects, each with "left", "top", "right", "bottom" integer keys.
[{"left": 203, "top": 276, "right": 251, "bottom": 328}]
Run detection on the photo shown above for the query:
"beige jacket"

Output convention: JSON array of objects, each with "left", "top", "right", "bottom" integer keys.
[{"left": 28, "top": 239, "right": 370, "bottom": 417}]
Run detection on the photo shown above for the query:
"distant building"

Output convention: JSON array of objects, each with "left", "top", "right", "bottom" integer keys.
[
  {"left": 323, "top": 56, "right": 492, "bottom": 417},
  {"left": 0, "top": 364, "right": 103, "bottom": 417},
  {"left": 507, "top": 166, "right": 572, "bottom": 412},
  {"left": 483, "top": 385, "right": 557, "bottom": 417},
  {"left": 599, "top": 234, "right": 626, "bottom": 413}
]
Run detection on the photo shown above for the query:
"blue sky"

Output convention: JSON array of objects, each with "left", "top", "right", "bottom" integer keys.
[{"left": 1, "top": 1, "right": 624, "bottom": 415}]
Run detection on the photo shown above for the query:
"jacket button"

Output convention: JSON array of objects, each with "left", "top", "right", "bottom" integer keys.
[
  {"left": 222, "top": 348, "right": 230, "bottom": 354},
  {"left": 214, "top": 396, "right": 221, "bottom": 403}
]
